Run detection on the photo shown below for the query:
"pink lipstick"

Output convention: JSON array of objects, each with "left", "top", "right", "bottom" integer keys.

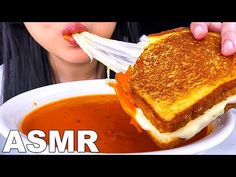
[{"left": 62, "top": 23, "right": 87, "bottom": 46}]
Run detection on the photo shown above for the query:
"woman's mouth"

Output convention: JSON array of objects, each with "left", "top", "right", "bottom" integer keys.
[
  {"left": 63, "top": 35, "right": 78, "bottom": 46},
  {"left": 62, "top": 23, "right": 87, "bottom": 46}
]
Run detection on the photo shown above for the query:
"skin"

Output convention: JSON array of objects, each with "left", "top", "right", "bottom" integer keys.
[
  {"left": 24, "top": 22, "right": 236, "bottom": 83},
  {"left": 24, "top": 22, "right": 116, "bottom": 82},
  {"left": 190, "top": 22, "right": 236, "bottom": 56}
]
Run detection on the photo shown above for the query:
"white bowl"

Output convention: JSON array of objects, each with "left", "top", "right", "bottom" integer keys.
[{"left": 0, "top": 79, "right": 234, "bottom": 154}]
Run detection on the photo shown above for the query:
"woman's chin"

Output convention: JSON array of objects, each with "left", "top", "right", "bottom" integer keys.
[{"left": 63, "top": 50, "right": 92, "bottom": 64}]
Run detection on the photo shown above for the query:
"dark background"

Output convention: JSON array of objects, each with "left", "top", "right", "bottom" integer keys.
[{"left": 139, "top": 22, "right": 190, "bottom": 35}]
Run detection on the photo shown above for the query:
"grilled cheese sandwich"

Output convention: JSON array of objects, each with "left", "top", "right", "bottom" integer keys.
[{"left": 111, "top": 27, "right": 236, "bottom": 149}]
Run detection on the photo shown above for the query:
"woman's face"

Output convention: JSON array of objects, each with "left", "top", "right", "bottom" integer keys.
[{"left": 24, "top": 22, "right": 117, "bottom": 63}]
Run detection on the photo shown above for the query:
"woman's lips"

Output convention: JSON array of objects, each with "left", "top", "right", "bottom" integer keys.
[
  {"left": 62, "top": 23, "right": 87, "bottom": 46},
  {"left": 63, "top": 35, "right": 78, "bottom": 46}
]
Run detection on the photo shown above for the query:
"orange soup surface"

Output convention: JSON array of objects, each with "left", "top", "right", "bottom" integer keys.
[{"left": 20, "top": 94, "right": 209, "bottom": 153}]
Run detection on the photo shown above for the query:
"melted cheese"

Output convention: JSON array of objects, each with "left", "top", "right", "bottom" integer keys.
[
  {"left": 135, "top": 94, "right": 236, "bottom": 141},
  {"left": 106, "top": 67, "right": 110, "bottom": 79},
  {"left": 72, "top": 32, "right": 145, "bottom": 73}
]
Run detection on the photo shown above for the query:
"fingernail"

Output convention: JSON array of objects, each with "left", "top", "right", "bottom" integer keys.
[
  {"left": 194, "top": 25, "right": 204, "bottom": 38},
  {"left": 223, "top": 40, "right": 234, "bottom": 53}
]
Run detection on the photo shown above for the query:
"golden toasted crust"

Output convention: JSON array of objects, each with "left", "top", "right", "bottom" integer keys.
[{"left": 129, "top": 27, "right": 236, "bottom": 132}]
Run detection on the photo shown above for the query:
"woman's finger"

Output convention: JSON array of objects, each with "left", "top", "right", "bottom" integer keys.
[
  {"left": 190, "top": 22, "right": 209, "bottom": 39},
  {"left": 190, "top": 22, "right": 222, "bottom": 39},
  {"left": 207, "top": 22, "right": 222, "bottom": 32},
  {"left": 221, "top": 22, "right": 236, "bottom": 56}
]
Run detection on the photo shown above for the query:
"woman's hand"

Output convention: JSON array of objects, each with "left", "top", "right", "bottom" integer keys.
[{"left": 190, "top": 22, "right": 236, "bottom": 56}]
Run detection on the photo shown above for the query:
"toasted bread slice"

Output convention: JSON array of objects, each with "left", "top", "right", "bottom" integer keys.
[
  {"left": 129, "top": 27, "right": 236, "bottom": 132},
  {"left": 111, "top": 27, "right": 236, "bottom": 149}
]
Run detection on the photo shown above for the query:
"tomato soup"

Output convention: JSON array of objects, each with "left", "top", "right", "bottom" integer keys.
[{"left": 20, "top": 94, "right": 209, "bottom": 153}]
